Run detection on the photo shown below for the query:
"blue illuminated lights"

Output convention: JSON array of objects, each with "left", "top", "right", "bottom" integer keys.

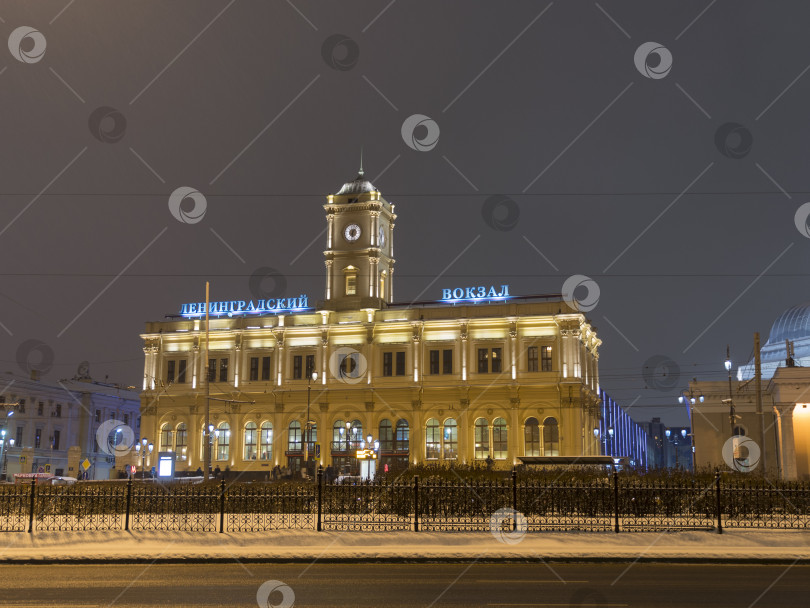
[
  {"left": 441, "top": 285, "right": 511, "bottom": 303},
  {"left": 180, "top": 295, "right": 311, "bottom": 318}
]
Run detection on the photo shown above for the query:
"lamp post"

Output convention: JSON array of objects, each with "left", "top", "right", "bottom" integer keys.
[
  {"left": 678, "top": 388, "right": 703, "bottom": 471},
  {"left": 305, "top": 372, "right": 318, "bottom": 478},
  {"left": 137, "top": 438, "right": 153, "bottom": 478}
]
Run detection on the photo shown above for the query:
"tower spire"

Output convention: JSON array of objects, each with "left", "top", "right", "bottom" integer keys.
[{"left": 358, "top": 146, "right": 364, "bottom": 177}]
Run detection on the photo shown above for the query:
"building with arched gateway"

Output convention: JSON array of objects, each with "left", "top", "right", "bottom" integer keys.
[{"left": 138, "top": 168, "right": 605, "bottom": 477}]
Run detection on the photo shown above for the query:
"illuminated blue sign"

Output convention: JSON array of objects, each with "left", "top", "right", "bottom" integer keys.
[
  {"left": 441, "top": 285, "right": 511, "bottom": 302},
  {"left": 180, "top": 295, "right": 311, "bottom": 317}
]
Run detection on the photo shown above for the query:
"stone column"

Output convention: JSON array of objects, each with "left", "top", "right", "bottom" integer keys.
[
  {"left": 775, "top": 404, "right": 798, "bottom": 480},
  {"left": 510, "top": 400, "right": 520, "bottom": 465}
]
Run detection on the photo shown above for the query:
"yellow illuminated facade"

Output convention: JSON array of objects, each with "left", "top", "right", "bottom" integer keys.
[{"left": 139, "top": 170, "right": 603, "bottom": 476}]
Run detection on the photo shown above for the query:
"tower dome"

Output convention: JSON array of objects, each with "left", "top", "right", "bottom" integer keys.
[{"left": 336, "top": 170, "right": 376, "bottom": 196}]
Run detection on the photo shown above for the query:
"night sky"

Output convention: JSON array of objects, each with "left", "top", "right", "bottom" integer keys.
[{"left": 2, "top": 0, "right": 808, "bottom": 426}]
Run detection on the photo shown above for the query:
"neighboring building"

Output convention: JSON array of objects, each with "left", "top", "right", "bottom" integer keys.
[
  {"left": 691, "top": 303, "right": 810, "bottom": 480},
  {"left": 0, "top": 366, "right": 140, "bottom": 480},
  {"left": 138, "top": 167, "right": 606, "bottom": 477},
  {"left": 598, "top": 390, "right": 648, "bottom": 468}
]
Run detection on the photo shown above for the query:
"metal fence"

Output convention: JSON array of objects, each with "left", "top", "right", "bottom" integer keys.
[{"left": 1, "top": 471, "right": 809, "bottom": 534}]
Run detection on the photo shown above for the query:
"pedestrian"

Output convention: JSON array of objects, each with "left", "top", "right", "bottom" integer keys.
[
  {"left": 224, "top": 465, "right": 230, "bottom": 480},
  {"left": 213, "top": 465, "right": 221, "bottom": 479},
  {"left": 195, "top": 467, "right": 203, "bottom": 477}
]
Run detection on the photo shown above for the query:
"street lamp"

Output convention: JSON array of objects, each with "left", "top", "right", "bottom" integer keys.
[
  {"left": 724, "top": 346, "right": 737, "bottom": 438},
  {"left": 136, "top": 438, "right": 153, "bottom": 478},
  {"left": 305, "top": 371, "right": 318, "bottom": 478}
]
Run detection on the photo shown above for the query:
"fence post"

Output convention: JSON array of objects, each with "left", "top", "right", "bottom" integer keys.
[
  {"left": 511, "top": 467, "right": 518, "bottom": 532},
  {"left": 316, "top": 465, "right": 323, "bottom": 532},
  {"left": 715, "top": 471, "right": 723, "bottom": 534},
  {"left": 124, "top": 476, "right": 132, "bottom": 531},
  {"left": 219, "top": 479, "right": 226, "bottom": 534},
  {"left": 613, "top": 470, "right": 620, "bottom": 534},
  {"left": 27, "top": 479, "right": 36, "bottom": 534},
  {"left": 414, "top": 475, "right": 420, "bottom": 532}
]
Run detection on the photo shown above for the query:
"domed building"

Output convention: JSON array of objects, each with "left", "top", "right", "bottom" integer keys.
[
  {"left": 690, "top": 303, "right": 810, "bottom": 480},
  {"left": 737, "top": 303, "right": 810, "bottom": 381}
]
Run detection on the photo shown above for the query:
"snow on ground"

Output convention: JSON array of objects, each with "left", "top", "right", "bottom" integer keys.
[{"left": 0, "top": 529, "right": 808, "bottom": 562}]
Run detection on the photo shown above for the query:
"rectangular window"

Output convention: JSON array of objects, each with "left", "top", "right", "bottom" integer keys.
[
  {"left": 208, "top": 359, "right": 216, "bottom": 382},
  {"left": 35, "top": 428, "right": 42, "bottom": 449},
  {"left": 52, "top": 429, "right": 60, "bottom": 450},
  {"left": 478, "top": 348, "right": 489, "bottom": 373},
  {"left": 15, "top": 426, "right": 23, "bottom": 446},
  {"left": 177, "top": 359, "right": 187, "bottom": 383},
  {"left": 346, "top": 273, "right": 357, "bottom": 296},
  {"left": 395, "top": 351, "right": 406, "bottom": 376},
  {"left": 95, "top": 410, "right": 101, "bottom": 423},
  {"left": 429, "top": 350, "right": 439, "bottom": 375},
  {"left": 443, "top": 349, "right": 453, "bottom": 374},
  {"left": 219, "top": 358, "right": 228, "bottom": 382},
  {"left": 305, "top": 354, "right": 316, "bottom": 379},
  {"left": 293, "top": 355, "right": 303, "bottom": 379},
  {"left": 491, "top": 348, "right": 502, "bottom": 373},
  {"left": 37, "top": 402, "right": 43, "bottom": 416},
  {"left": 541, "top": 346, "right": 553, "bottom": 372},
  {"left": 383, "top": 352, "right": 393, "bottom": 377},
  {"left": 17, "top": 399, "right": 25, "bottom": 413},
  {"left": 261, "top": 356, "right": 272, "bottom": 381},
  {"left": 166, "top": 360, "right": 176, "bottom": 384},
  {"left": 528, "top": 346, "right": 538, "bottom": 372},
  {"left": 249, "top": 357, "right": 259, "bottom": 381},
  {"left": 55, "top": 403, "right": 62, "bottom": 417},
  {"left": 429, "top": 349, "right": 453, "bottom": 374},
  {"left": 123, "top": 414, "right": 128, "bottom": 425}
]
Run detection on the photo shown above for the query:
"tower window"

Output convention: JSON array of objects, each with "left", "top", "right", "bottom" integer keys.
[{"left": 344, "top": 266, "right": 358, "bottom": 296}]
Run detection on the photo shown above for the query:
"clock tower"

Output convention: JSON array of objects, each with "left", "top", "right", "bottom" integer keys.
[{"left": 321, "top": 164, "right": 396, "bottom": 311}]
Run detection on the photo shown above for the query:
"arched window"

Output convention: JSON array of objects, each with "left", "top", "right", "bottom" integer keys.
[
  {"left": 288, "top": 421, "right": 302, "bottom": 452},
  {"left": 543, "top": 417, "right": 559, "bottom": 456},
  {"left": 344, "top": 266, "right": 358, "bottom": 296},
  {"left": 333, "top": 419, "right": 347, "bottom": 450},
  {"left": 443, "top": 418, "right": 458, "bottom": 459},
  {"left": 175, "top": 423, "right": 188, "bottom": 461},
  {"left": 524, "top": 417, "right": 540, "bottom": 457},
  {"left": 425, "top": 418, "right": 440, "bottom": 459},
  {"left": 493, "top": 418, "right": 508, "bottom": 460},
  {"left": 160, "top": 423, "right": 173, "bottom": 452},
  {"left": 395, "top": 419, "right": 409, "bottom": 452},
  {"left": 474, "top": 418, "right": 489, "bottom": 460},
  {"left": 350, "top": 419, "right": 363, "bottom": 447},
  {"left": 379, "top": 419, "right": 393, "bottom": 451},
  {"left": 244, "top": 422, "right": 257, "bottom": 460},
  {"left": 215, "top": 422, "right": 230, "bottom": 461},
  {"left": 260, "top": 422, "right": 273, "bottom": 460}
]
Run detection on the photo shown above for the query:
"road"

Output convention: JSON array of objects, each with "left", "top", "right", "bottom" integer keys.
[{"left": 2, "top": 562, "right": 808, "bottom": 607}]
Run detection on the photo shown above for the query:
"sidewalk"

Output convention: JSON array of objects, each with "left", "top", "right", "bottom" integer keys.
[{"left": 1, "top": 529, "right": 809, "bottom": 563}]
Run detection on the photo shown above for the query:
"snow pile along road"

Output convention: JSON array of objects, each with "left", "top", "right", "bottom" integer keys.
[{"left": 0, "top": 529, "right": 809, "bottom": 562}]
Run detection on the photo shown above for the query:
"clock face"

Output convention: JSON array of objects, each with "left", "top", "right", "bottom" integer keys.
[
  {"left": 344, "top": 224, "right": 361, "bottom": 242},
  {"left": 378, "top": 226, "right": 386, "bottom": 247}
]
